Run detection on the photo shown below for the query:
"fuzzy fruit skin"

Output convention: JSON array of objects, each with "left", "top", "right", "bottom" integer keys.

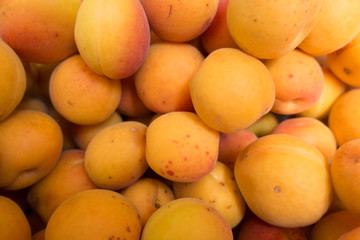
[
  {"left": 0, "top": 0, "right": 81, "bottom": 64},
  {"left": 74, "top": 0, "right": 150, "bottom": 80}
]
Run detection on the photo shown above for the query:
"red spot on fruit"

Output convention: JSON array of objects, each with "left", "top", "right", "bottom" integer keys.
[
  {"left": 172, "top": 140, "right": 179, "bottom": 144},
  {"left": 195, "top": 145, "right": 199, "bottom": 149},
  {"left": 167, "top": 170, "right": 174, "bottom": 176},
  {"left": 168, "top": 161, "right": 172, "bottom": 164},
  {"left": 205, "top": 151, "right": 209, "bottom": 156},
  {"left": 186, "top": 134, "right": 190, "bottom": 138},
  {"left": 288, "top": 73, "right": 293, "bottom": 78},
  {"left": 183, "top": 157, "right": 188, "bottom": 161},
  {"left": 165, "top": 165, "right": 169, "bottom": 169}
]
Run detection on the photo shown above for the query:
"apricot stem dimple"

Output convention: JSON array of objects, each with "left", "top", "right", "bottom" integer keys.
[{"left": 274, "top": 186, "right": 281, "bottom": 193}]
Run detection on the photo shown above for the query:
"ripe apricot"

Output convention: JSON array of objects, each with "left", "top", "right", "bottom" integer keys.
[
  {"left": 0, "top": 196, "right": 31, "bottom": 240},
  {"left": 45, "top": 189, "right": 142, "bottom": 240},
  {"left": 330, "top": 139, "right": 360, "bottom": 217},
  {"left": 146, "top": 111, "right": 219, "bottom": 182},
  {"left": 234, "top": 134, "right": 332, "bottom": 228},
  {"left": 190, "top": 48, "right": 275, "bottom": 133}
]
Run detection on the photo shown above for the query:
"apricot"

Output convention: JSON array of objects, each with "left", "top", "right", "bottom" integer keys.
[
  {"left": 311, "top": 210, "right": 360, "bottom": 240},
  {"left": 264, "top": 49, "right": 324, "bottom": 115},
  {"left": 338, "top": 227, "right": 360, "bottom": 240},
  {"left": 27, "top": 149, "right": 98, "bottom": 223},
  {"left": 200, "top": 0, "right": 238, "bottom": 54},
  {"left": 16, "top": 97, "right": 49, "bottom": 113},
  {"left": 0, "top": 0, "right": 81, "bottom": 63},
  {"left": 45, "top": 189, "right": 142, "bottom": 240},
  {"left": 173, "top": 161, "right": 247, "bottom": 228},
  {"left": 190, "top": 48, "right": 275, "bottom": 133},
  {"left": 299, "top": 0, "right": 360, "bottom": 56},
  {"left": 327, "top": 32, "right": 360, "bottom": 87},
  {"left": 121, "top": 177, "right": 175, "bottom": 228},
  {"left": 70, "top": 111, "right": 123, "bottom": 150},
  {"left": 271, "top": 117, "right": 337, "bottom": 162},
  {"left": 85, "top": 121, "right": 148, "bottom": 190},
  {"left": 330, "top": 139, "right": 360, "bottom": 217},
  {"left": 297, "top": 67, "right": 346, "bottom": 120},
  {"left": 218, "top": 129, "right": 258, "bottom": 170},
  {"left": 328, "top": 89, "right": 360, "bottom": 146},
  {"left": 0, "top": 109, "right": 63, "bottom": 190},
  {"left": 234, "top": 134, "right": 332, "bottom": 228},
  {"left": 237, "top": 214, "right": 307, "bottom": 240},
  {"left": 247, "top": 112, "right": 279, "bottom": 137},
  {"left": 227, "top": 0, "right": 323, "bottom": 59},
  {"left": 141, "top": 198, "right": 233, "bottom": 240},
  {"left": 117, "top": 76, "right": 152, "bottom": 117},
  {"left": 145, "top": 111, "right": 219, "bottom": 182},
  {"left": 0, "top": 196, "right": 31, "bottom": 240},
  {"left": 0, "top": 38, "right": 26, "bottom": 121},
  {"left": 49, "top": 54, "right": 122, "bottom": 125},
  {"left": 74, "top": 0, "right": 150, "bottom": 79},
  {"left": 134, "top": 42, "right": 204, "bottom": 113},
  {"left": 140, "top": 0, "right": 219, "bottom": 43}
]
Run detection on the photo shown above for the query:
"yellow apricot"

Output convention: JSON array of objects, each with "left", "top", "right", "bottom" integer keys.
[
  {"left": 141, "top": 198, "right": 233, "bottom": 240},
  {"left": 328, "top": 89, "right": 360, "bottom": 146},
  {"left": 0, "top": 38, "right": 26, "bottom": 121},
  {"left": 140, "top": 0, "right": 219, "bottom": 42},
  {"left": 330, "top": 139, "right": 360, "bottom": 217},
  {"left": 45, "top": 189, "right": 142, "bottom": 240},
  {"left": 75, "top": 0, "right": 150, "bottom": 79},
  {"left": 234, "top": 134, "right": 332, "bottom": 228},
  {"left": 134, "top": 42, "right": 204, "bottom": 113},
  {"left": 0, "top": 196, "right": 31, "bottom": 240},
  {"left": 146, "top": 111, "right": 219, "bottom": 182},
  {"left": 227, "top": 0, "right": 323, "bottom": 59},
  {"left": 49, "top": 54, "right": 122, "bottom": 125},
  {"left": 85, "top": 121, "right": 148, "bottom": 190},
  {"left": 27, "top": 149, "right": 98, "bottom": 223},
  {"left": 190, "top": 48, "right": 275, "bottom": 133},
  {"left": 0, "top": 109, "right": 63, "bottom": 190}
]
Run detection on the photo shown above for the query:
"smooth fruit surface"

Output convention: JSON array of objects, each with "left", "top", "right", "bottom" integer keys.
[
  {"left": 234, "top": 134, "right": 332, "bottom": 228},
  {"left": 141, "top": 198, "right": 233, "bottom": 240},
  {"left": 190, "top": 48, "right": 275, "bottom": 133},
  {"left": 45, "top": 189, "right": 142, "bottom": 240}
]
